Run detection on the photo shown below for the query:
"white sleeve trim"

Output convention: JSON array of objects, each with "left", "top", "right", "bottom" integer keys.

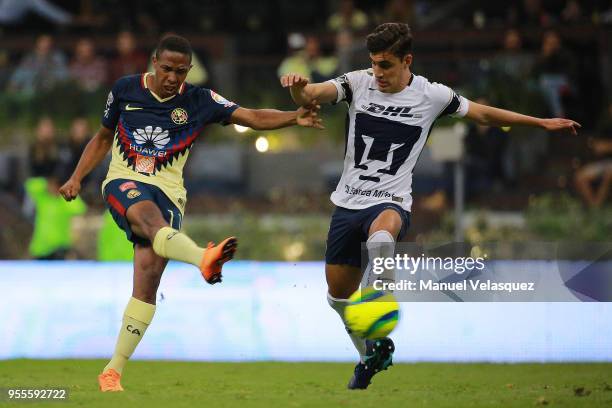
[
  {"left": 454, "top": 95, "right": 470, "bottom": 118},
  {"left": 326, "top": 78, "right": 345, "bottom": 104}
]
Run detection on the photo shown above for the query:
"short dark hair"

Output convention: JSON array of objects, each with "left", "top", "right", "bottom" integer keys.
[
  {"left": 366, "top": 23, "right": 413, "bottom": 58},
  {"left": 155, "top": 34, "right": 192, "bottom": 62}
]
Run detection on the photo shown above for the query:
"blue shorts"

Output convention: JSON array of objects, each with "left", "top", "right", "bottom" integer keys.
[
  {"left": 102, "top": 179, "right": 182, "bottom": 246},
  {"left": 325, "top": 202, "right": 411, "bottom": 268}
]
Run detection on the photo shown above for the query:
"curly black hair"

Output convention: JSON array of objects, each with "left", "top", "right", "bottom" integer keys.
[
  {"left": 366, "top": 23, "right": 413, "bottom": 58},
  {"left": 155, "top": 34, "right": 192, "bottom": 62}
]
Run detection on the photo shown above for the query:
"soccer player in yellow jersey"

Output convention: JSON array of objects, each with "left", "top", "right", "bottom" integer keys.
[{"left": 59, "top": 35, "right": 322, "bottom": 392}]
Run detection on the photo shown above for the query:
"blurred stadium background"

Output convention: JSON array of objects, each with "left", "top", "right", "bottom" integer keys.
[{"left": 1, "top": 0, "right": 612, "bottom": 390}]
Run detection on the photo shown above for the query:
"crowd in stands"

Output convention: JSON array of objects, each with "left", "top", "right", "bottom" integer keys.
[
  {"left": 3, "top": 30, "right": 148, "bottom": 96},
  {"left": 0, "top": 1, "right": 609, "bottom": 106},
  {"left": 3, "top": 0, "right": 609, "bottom": 34},
  {"left": 0, "top": 0, "right": 611, "bottom": 259}
]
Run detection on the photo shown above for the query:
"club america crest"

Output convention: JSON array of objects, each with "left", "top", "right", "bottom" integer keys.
[{"left": 171, "top": 108, "right": 188, "bottom": 125}]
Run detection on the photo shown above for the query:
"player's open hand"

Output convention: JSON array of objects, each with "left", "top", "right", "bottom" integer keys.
[
  {"left": 280, "top": 73, "right": 309, "bottom": 89},
  {"left": 59, "top": 178, "right": 81, "bottom": 201},
  {"left": 540, "top": 118, "right": 581, "bottom": 135},
  {"left": 296, "top": 101, "right": 324, "bottom": 129}
]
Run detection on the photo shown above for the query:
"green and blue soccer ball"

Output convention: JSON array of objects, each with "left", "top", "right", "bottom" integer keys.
[{"left": 344, "top": 287, "right": 399, "bottom": 339}]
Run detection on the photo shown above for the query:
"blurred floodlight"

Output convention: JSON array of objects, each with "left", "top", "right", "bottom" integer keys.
[
  {"left": 255, "top": 136, "right": 269, "bottom": 153},
  {"left": 234, "top": 124, "right": 249, "bottom": 133},
  {"left": 284, "top": 241, "right": 305, "bottom": 261}
]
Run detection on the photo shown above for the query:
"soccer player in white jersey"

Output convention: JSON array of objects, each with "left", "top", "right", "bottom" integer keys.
[{"left": 280, "top": 23, "right": 580, "bottom": 389}]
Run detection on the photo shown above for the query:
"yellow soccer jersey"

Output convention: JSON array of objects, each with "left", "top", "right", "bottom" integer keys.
[{"left": 101, "top": 73, "right": 239, "bottom": 212}]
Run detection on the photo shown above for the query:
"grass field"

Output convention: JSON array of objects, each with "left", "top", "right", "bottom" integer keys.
[{"left": 0, "top": 360, "right": 611, "bottom": 407}]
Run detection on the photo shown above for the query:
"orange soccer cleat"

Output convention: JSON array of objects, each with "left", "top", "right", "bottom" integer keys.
[
  {"left": 98, "top": 369, "right": 124, "bottom": 392},
  {"left": 200, "top": 236, "right": 238, "bottom": 284}
]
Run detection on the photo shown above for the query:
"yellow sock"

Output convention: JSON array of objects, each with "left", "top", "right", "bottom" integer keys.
[
  {"left": 104, "top": 297, "right": 156, "bottom": 374},
  {"left": 152, "top": 226, "right": 205, "bottom": 267}
]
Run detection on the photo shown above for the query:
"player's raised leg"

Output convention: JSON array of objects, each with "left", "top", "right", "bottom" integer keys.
[
  {"left": 99, "top": 243, "right": 166, "bottom": 391},
  {"left": 127, "top": 200, "right": 237, "bottom": 284}
]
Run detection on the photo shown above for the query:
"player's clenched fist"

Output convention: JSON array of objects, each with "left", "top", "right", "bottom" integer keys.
[
  {"left": 59, "top": 178, "right": 81, "bottom": 201},
  {"left": 280, "top": 73, "right": 309, "bottom": 89}
]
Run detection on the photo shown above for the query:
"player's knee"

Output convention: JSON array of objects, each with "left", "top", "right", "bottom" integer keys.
[
  {"left": 326, "top": 264, "right": 362, "bottom": 299},
  {"left": 127, "top": 203, "right": 168, "bottom": 239},
  {"left": 327, "top": 282, "right": 356, "bottom": 300},
  {"left": 137, "top": 215, "right": 167, "bottom": 240},
  {"left": 370, "top": 210, "right": 402, "bottom": 238},
  {"left": 367, "top": 230, "right": 395, "bottom": 245}
]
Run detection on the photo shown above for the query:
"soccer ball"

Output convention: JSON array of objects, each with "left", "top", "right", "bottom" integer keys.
[{"left": 344, "top": 287, "right": 399, "bottom": 340}]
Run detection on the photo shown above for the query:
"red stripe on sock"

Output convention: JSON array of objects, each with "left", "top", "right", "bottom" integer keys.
[{"left": 107, "top": 194, "right": 126, "bottom": 216}]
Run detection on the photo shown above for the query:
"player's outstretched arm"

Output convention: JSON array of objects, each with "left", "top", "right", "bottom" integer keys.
[
  {"left": 280, "top": 74, "right": 338, "bottom": 106},
  {"left": 229, "top": 106, "right": 324, "bottom": 131},
  {"left": 465, "top": 100, "right": 581, "bottom": 135},
  {"left": 59, "top": 126, "right": 114, "bottom": 201}
]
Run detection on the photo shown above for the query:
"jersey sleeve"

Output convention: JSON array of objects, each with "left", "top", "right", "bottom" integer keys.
[
  {"left": 428, "top": 82, "right": 470, "bottom": 118},
  {"left": 326, "top": 70, "right": 368, "bottom": 105},
  {"left": 199, "top": 89, "right": 240, "bottom": 125},
  {"left": 101, "top": 77, "right": 129, "bottom": 130}
]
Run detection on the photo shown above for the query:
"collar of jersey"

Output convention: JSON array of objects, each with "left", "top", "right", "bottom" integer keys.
[
  {"left": 141, "top": 72, "right": 185, "bottom": 103},
  {"left": 369, "top": 73, "right": 415, "bottom": 94}
]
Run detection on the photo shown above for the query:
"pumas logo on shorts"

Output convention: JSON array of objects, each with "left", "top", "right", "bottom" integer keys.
[
  {"left": 171, "top": 108, "right": 188, "bottom": 124},
  {"left": 126, "top": 189, "right": 141, "bottom": 199}
]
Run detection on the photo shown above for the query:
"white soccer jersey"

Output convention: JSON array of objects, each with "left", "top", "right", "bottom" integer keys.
[{"left": 327, "top": 69, "right": 470, "bottom": 212}]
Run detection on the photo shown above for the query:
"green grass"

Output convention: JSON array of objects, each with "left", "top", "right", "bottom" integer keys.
[{"left": 0, "top": 360, "right": 611, "bottom": 407}]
